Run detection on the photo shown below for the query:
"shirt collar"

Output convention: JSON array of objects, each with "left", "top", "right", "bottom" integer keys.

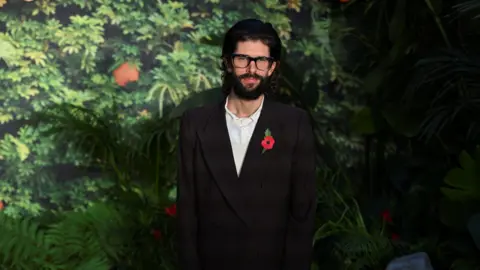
[{"left": 225, "top": 95, "right": 264, "bottom": 122}]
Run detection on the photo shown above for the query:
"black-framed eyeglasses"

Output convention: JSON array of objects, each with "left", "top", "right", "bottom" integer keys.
[{"left": 230, "top": 54, "right": 274, "bottom": 71}]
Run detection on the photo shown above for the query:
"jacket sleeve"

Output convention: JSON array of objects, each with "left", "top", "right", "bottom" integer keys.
[
  {"left": 177, "top": 111, "right": 201, "bottom": 270},
  {"left": 282, "top": 110, "right": 317, "bottom": 270}
]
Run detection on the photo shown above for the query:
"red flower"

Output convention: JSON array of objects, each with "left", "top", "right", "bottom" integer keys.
[
  {"left": 165, "top": 203, "right": 177, "bottom": 217},
  {"left": 261, "top": 136, "right": 275, "bottom": 150},
  {"left": 381, "top": 210, "right": 392, "bottom": 223},
  {"left": 151, "top": 229, "right": 162, "bottom": 240},
  {"left": 339, "top": 0, "right": 349, "bottom": 3},
  {"left": 391, "top": 233, "right": 400, "bottom": 240}
]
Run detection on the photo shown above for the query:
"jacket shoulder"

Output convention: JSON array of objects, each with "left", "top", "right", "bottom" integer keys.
[
  {"left": 182, "top": 102, "right": 218, "bottom": 119},
  {"left": 180, "top": 102, "right": 220, "bottom": 132}
]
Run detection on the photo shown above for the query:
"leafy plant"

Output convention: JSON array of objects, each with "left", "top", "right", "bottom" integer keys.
[
  {"left": 30, "top": 101, "right": 179, "bottom": 194},
  {"left": 336, "top": 0, "right": 480, "bottom": 267},
  {"left": 0, "top": 187, "right": 177, "bottom": 270},
  {"left": 312, "top": 170, "right": 422, "bottom": 270},
  {"left": 442, "top": 149, "right": 480, "bottom": 202},
  {"left": 438, "top": 148, "right": 480, "bottom": 269}
]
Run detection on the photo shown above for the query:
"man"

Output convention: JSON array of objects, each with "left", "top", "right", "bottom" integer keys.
[{"left": 177, "top": 19, "right": 316, "bottom": 270}]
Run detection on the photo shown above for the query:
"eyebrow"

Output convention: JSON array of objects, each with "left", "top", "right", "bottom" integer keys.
[{"left": 233, "top": 54, "right": 272, "bottom": 58}]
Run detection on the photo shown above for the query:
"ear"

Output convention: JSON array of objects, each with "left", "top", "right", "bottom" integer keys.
[
  {"left": 223, "top": 58, "right": 233, "bottom": 72},
  {"left": 267, "top": 61, "right": 278, "bottom": 76}
]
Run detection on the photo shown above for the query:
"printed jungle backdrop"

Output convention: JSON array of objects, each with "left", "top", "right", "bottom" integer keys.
[{"left": 0, "top": 0, "right": 479, "bottom": 269}]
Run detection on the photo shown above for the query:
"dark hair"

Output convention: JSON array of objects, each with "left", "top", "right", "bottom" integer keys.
[{"left": 220, "top": 19, "right": 282, "bottom": 96}]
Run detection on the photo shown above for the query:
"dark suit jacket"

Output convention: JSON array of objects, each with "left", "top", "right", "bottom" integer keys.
[{"left": 177, "top": 97, "right": 316, "bottom": 270}]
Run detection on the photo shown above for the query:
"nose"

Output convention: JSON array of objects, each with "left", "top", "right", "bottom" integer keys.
[{"left": 246, "top": 59, "right": 257, "bottom": 72}]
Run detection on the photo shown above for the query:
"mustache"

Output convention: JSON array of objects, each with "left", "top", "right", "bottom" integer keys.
[{"left": 238, "top": 73, "right": 263, "bottom": 80}]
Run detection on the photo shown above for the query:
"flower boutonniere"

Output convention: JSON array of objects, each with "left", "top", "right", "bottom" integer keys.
[{"left": 261, "top": 128, "right": 275, "bottom": 154}]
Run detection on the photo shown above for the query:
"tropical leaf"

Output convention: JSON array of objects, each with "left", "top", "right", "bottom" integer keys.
[
  {"left": 441, "top": 149, "right": 480, "bottom": 201},
  {"left": 29, "top": 102, "right": 178, "bottom": 191},
  {"left": 406, "top": 49, "right": 480, "bottom": 142},
  {"left": 454, "top": 0, "right": 480, "bottom": 18}
]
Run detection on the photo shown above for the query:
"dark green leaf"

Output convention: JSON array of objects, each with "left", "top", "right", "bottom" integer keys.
[
  {"left": 381, "top": 106, "right": 421, "bottom": 137},
  {"left": 199, "top": 35, "right": 223, "bottom": 47},
  {"left": 280, "top": 61, "right": 303, "bottom": 92},
  {"left": 430, "top": 0, "right": 443, "bottom": 14},
  {"left": 361, "top": 66, "right": 389, "bottom": 94},
  {"left": 350, "top": 107, "right": 378, "bottom": 135},
  {"left": 442, "top": 150, "right": 480, "bottom": 201},
  {"left": 459, "top": 150, "right": 475, "bottom": 170},
  {"left": 302, "top": 76, "right": 319, "bottom": 109}
]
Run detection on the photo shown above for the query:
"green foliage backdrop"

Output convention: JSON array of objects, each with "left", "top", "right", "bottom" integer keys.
[
  {"left": 4, "top": 0, "right": 480, "bottom": 269},
  {"left": 0, "top": 1, "right": 370, "bottom": 268},
  {"left": 0, "top": 0, "right": 361, "bottom": 218}
]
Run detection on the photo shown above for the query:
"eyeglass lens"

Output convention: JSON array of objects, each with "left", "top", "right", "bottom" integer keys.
[{"left": 233, "top": 55, "right": 271, "bottom": 70}]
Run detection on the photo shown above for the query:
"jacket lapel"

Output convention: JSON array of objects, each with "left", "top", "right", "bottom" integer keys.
[{"left": 198, "top": 98, "right": 278, "bottom": 227}]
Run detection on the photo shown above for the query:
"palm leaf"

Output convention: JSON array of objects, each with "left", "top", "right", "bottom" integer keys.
[
  {"left": 454, "top": 0, "right": 480, "bottom": 18},
  {"left": 406, "top": 49, "right": 480, "bottom": 141},
  {"left": 30, "top": 102, "right": 178, "bottom": 189}
]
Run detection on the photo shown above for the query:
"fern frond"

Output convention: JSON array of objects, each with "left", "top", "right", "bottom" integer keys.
[
  {"left": 0, "top": 202, "right": 133, "bottom": 269},
  {"left": 74, "top": 256, "right": 110, "bottom": 270},
  {"left": 0, "top": 213, "right": 51, "bottom": 269}
]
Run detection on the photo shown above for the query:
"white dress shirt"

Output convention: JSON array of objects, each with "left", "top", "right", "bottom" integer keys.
[{"left": 225, "top": 96, "right": 264, "bottom": 176}]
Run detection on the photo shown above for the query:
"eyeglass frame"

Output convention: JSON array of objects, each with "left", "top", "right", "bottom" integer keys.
[{"left": 227, "top": 53, "right": 275, "bottom": 71}]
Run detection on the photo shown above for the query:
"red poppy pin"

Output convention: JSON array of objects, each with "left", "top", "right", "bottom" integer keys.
[{"left": 261, "top": 128, "right": 275, "bottom": 154}]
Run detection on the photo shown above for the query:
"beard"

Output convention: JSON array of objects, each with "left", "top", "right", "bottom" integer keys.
[{"left": 225, "top": 72, "right": 271, "bottom": 100}]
